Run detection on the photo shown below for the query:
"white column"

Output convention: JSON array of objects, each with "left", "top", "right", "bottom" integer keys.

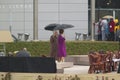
[
  {"left": 33, "top": 0, "right": 38, "bottom": 40},
  {"left": 91, "top": 0, "right": 95, "bottom": 41}
]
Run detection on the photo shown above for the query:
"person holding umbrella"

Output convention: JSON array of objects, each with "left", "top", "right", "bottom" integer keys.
[
  {"left": 44, "top": 23, "right": 74, "bottom": 62},
  {"left": 49, "top": 30, "right": 58, "bottom": 60},
  {"left": 57, "top": 29, "right": 67, "bottom": 62}
]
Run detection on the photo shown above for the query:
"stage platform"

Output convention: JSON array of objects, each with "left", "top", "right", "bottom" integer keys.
[
  {"left": 56, "top": 55, "right": 89, "bottom": 73},
  {"left": 0, "top": 55, "right": 120, "bottom": 80},
  {"left": 65, "top": 55, "right": 89, "bottom": 65},
  {"left": 56, "top": 62, "right": 74, "bottom": 73}
]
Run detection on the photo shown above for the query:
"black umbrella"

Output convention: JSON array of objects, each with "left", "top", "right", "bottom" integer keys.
[
  {"left": 44, "top": 23, "right": 74, "bottom": 31},
  {"left": 44, "top": 23, "right": 60, "bottom": 31},
  {"left": 54, "top": 24, "right": 74, "bottom": 30}
]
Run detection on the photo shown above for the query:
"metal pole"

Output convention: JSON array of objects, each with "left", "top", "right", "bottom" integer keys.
[
  {"left": 118, "top": 38, "right": 120, "bottom": 51},
  {"left": 24, "top": 0, "right": 25, "bottom": 34},
  {"left": 113, "top": 10, "right": 115, "bottom": 19},
  {"left": 90, "top": 0, "right": 95, "bottom": 41},
  {"left": 33, "top": 0, "right": 38, "bottom": 40},
  {"left": 97, "top": 0, "right": 100, "bottom": 21},
  {"left": 118, "top": 35, "right": 120, "bottom": 51},
  {"left": 58, "top": 0, "right": 60, "bottom": 23}
]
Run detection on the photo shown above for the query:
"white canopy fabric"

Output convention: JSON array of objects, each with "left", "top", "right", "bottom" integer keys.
[
  {"left": 0, "top": 30, "right": 13, "bottom": 43},
  {"left": 102, "top": 15, "right": 113, "bottom": 19}
]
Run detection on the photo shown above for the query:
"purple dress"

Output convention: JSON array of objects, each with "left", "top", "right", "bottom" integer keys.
[{"left": 57, "top": 35, "right": 67, "bottom": 57}]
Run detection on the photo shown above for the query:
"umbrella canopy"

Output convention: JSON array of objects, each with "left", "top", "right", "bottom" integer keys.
[
  {"left": 54, "top": 24, "right": 74, "bottom": 30},
  {"left": 44, "top": 23, "right": 74, "bottom": 31},
  {"left": 102, "top": 15, "right": 113, "bottom": 19},
  {"left": 44, "top": 23, "right": 60, "bottom": 31}
]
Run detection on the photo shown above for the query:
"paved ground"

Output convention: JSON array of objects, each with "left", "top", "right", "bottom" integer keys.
[
  {"left": 63, "top": 65, "right": 118, "bottom": 74},
  {"left": 64, "top": 65, "right": 89, "bottom": 74},
  {"left": 0, "top": 65, "right": 118, "bottom": 80}
]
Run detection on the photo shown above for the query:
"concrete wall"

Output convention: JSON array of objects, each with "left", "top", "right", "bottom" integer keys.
[
  {"left": 0, "top": 0, "right": 33, "bottom": 41},
  {"left": 38, "top": 0, "right": 88, "bottom": 40},
  {"left": 0, "top": 0, "right": 88, "bottom": 41}
]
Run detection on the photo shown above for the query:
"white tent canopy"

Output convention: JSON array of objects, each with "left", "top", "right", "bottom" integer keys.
[
  {"left": 0, "top": 30, "right": 13, "bottom": 54},
  {"left": 0, "top": 31, "right": 13, "bottom": 43}
]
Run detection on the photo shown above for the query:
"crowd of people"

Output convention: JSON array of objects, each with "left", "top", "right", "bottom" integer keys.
[
  {"left": 95, "top": 18, "right": 120, "bottom": 41},
  {"left": 88, "top": 50, "right": 120, "bottom": 74},
  {"left": 50, "top": 29, "right": 67, "bottom": 62}
]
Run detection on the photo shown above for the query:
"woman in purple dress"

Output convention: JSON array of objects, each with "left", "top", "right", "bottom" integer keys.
[{"left": 57, "top": 29, "right": 67, "bottom": 62}]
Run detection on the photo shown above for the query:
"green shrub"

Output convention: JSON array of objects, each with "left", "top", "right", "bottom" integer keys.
[
  {"left": 66, "top": 41, "right": 119, "bottom": 55},
  {"left": 5, "top": 41, "right": 119, "bottom": 56}
]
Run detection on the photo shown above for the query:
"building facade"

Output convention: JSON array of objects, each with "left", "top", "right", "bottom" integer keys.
[{"left": 0, "top": 0, "right": 88, "bottom": 41}]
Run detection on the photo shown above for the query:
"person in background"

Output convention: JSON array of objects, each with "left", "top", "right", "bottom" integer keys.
[
  {"left": 109, "top": 18, "right": 115, "bottom": 41},
  {"left": 105, "top": 19, "right": 110, "bottom": 41},
  {"left": 16, "top": 48, "right": 30, "bottom": 57},
  {"left": 7, "top": 52, "right": 14, "bottom": 56},
  {"left": 0, "top": 51, "right": 5, "bottom": 56},
  {"left": 98, "top": 18, "right": 102, "bottom": 41},
  {"left": 100, "top": 19, "right": 108, "bottom": 41},
  {"left": 57, "top": 29, "right": 67, "bottom": 62},
  {"left": 49, "top": 30, "right": 58, "bottom": 60},
  {"left": 114, "top": 19, "right": 119, "bottom": 41},
  {"left": 94, "top": 22, "right": 99, "bottom": 40}
]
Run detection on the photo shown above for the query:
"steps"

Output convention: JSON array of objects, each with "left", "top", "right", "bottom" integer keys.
[
  {"left": 56, "top": 55, "right": 89, "bottom": 73},
  {"left": 65, "top": 55, "right": 89, "bottom": 65},
  {"left": 56, "top": 62, "right": 74, "bottom": 73}
]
